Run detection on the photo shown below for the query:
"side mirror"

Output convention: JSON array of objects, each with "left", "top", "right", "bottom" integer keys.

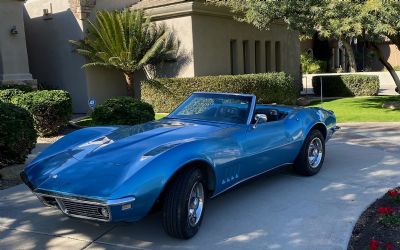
[{"left": 253, "top": 114, "right": 268, "bottom": 128}]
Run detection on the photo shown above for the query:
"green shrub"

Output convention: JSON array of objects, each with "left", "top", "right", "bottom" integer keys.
[
  {"left": 312, "top": 75, "right": 380, "bottom": 97},
  {"left": 141, "top": 73, "right": 297, "bottom": 113},
  {"left": 0, "top": 84, "right": 34, "bottom": 92},
  {"left": 0, "top": 89, "right": 24, "bottom": 102},
  {"left": 12, "top": 90, "right": 72, "bottom": 136},
  {"left": 0, "top": 102, "right": 37, "bottom": 168},
  {"left": 301, "top": 53, "right": 327, "bottom": 74},
  {"left": 92, "top": 97, "right": 155, "bottom": 125}
]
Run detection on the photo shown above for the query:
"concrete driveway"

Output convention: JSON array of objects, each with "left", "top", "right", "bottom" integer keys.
[{"left": 1, "top": 123, "right": 400, "bottom": 250}]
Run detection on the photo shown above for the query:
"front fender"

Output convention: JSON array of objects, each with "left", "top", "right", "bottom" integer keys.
[{"left": 109, "top": 140, "right": 215, "bottom": 221}]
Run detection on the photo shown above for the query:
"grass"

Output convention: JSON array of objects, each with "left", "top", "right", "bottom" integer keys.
[
  {"left": 75, "top": 113, "right": 168, "bottom": 127},
  {"left": 309, "top": 96, "right": 400, "bottom": 122}
]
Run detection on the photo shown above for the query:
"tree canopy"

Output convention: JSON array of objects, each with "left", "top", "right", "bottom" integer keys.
[{"left": 212, "top": 0, "right": 400, "bottom": 90}]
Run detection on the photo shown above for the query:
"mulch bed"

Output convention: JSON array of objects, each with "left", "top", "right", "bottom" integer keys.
[{"left": 348, "top": 187, "right": 400, "bottom": 250}]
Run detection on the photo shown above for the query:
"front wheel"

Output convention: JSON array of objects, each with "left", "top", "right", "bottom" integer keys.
[
  {"left": 162, "top": 168, "right": 206, "bottom": 239},
  {"left": 294, "top": 129, "right": 325, "bottom": 176}
]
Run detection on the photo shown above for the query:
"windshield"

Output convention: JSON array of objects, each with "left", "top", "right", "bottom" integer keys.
[{"left": 168, "top": 93, "right": 252, "bottom": 124}]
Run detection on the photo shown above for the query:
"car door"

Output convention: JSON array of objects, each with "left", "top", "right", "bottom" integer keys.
[{"left": 241, "top": 112, "right": 303, "bottom": 178}]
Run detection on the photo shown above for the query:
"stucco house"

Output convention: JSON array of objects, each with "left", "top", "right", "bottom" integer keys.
[
  {"left": 0, "top": 0, "right": 36, "bottom": 88},
  {"left": 24, "top": 0, "right": 301, "bottom": 113}
]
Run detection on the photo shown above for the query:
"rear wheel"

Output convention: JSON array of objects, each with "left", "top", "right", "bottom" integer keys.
[
  {"left": 162, "top": 168, "right": 206, "bottom": 239},
  {"left": 294, "top": 129, "right": 325, "bottom": 176}
]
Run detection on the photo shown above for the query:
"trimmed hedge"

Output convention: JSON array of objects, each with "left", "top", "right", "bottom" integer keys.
[
  {"left": 312, "top": 75, "right": 380, "bottom": 97},
  {"left": 0, "top": 89, "right": 24, "bottom": 102},
  {"left": 141, "top": 73, "right": 297, "bottom": 113},
  {"left": 0, "top": 102, "right": 37, "bottom": 168},
  {"left": 92, "top": 97, "right": 155, "bottom": 125},
  {"left": 0, "top": 84, "right": 34, "bottom": 93},
  {"left": 12, "top": 90, "right": 72, "bottom": 136}
]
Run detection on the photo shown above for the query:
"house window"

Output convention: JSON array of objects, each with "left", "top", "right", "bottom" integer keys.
[
  {"left": 275, "top": 41, "right": 281, "bottom": 72},
  {"left": 243, "top": 40, "right": 250, "bottom": 74},
  {"left": 230, "top": 40, "right": 238, "bottom": 75},
  {"left": 265, "top": 41, "right": 271, "bottom": 72},
  {"left": 255, "top": 40, "right": 261, "bottom": 73}
]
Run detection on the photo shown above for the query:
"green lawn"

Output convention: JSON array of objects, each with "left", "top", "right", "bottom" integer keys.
[
  {"left": 309, "top": 96, "right": 400, "bottom": 122},
  {"left": 75, "top": 113, "right": 168, "bottom": 127}
]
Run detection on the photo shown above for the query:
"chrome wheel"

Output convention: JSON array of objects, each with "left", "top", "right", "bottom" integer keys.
[
  {"left": 308, "top": 137, "right": 323, "bottom": 168},
  {"left": 187, "top": 181, "right": 204, "bottom": 227}
]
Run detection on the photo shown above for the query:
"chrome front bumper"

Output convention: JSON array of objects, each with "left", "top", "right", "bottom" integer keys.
[
  {"left": 34, "top": 191, "right": 136, "bottom": 222},
  {"left": 36, "top": 193, "right": 112, "bottom": 222}
]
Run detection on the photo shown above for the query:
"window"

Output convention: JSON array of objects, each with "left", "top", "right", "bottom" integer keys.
[
  {"left": 230, "top": 40, "right": 238, "bottom": 75},
  {"left": 170, "top": 93, "right": 252, "bottom": 124},
  {"left": 255, "top": 41, "right": 261, "bottom": 73},
  {"left": 242, "top": 40, "right": 250, "bottom": 74},
  {"left": 265, "top": 41, "right": 271, "bottom": 72},
  {"left": 275, "top": 41, "right": 281, "bottom": 72}
]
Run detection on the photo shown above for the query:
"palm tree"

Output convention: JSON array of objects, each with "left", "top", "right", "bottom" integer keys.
[{"left": 70, "top": 9, "right": 177, "bottom": 99}]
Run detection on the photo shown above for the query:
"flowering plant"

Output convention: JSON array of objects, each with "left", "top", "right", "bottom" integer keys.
[
  {"left": 377, "top": 206, "right": 400, "bottom": 227},
  {"left": 369, "top": 239, "right": 380, "bottom": 250},
  {"left": 387, "top": 189, "right": 400, "bottom": 203},
  {"left": 378, "top": 207, "right": 395, "bottom": 215},
  {"left": 368, "top": 240, "right": 395, "bottom": 250}
]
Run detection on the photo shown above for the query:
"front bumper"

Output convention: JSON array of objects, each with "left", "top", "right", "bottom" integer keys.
[
  {"left": 33, "top": 190, "right": 136, "bottom": 222},
  {"left": 20, "top": 171, "right": 140, "bottom": 222}
]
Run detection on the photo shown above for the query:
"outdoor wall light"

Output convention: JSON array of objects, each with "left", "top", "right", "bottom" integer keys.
[{"left": 10, "top": 26, "right": 18, "bottom": 35}]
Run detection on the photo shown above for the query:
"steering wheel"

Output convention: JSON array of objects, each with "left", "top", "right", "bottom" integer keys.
[{"left": 216, "top": 106, "right": 241, "bottom": 122}]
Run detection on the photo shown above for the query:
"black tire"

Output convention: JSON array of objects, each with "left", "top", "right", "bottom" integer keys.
[
  {"left": 162, "top": 168, "right": 206, "bottom": 239},
  {"left": 294, "top": 129, "right": 325, "bottom": 176}
]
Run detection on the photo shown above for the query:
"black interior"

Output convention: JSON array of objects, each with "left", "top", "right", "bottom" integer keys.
[{"left": 252, "top": 108, "right": 287, "bottom": 123}]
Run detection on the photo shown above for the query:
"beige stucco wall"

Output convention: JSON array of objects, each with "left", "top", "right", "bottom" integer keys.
[
  {"left": 24, "top": 0, "right": 88, "bottom": 112},
  {"left": 24, "top": 0, "right": 138, "bottom": 112},
  {"left": 0, "top": 0, "right": 33, "bottom": 83},
  {"left": 191, "top": 14, "right": 301, "bottom": 88}
]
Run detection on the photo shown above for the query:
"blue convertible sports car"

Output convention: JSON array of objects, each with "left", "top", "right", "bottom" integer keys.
[{"left": 21, "top": 92, "right": 338, "bottom": 239}]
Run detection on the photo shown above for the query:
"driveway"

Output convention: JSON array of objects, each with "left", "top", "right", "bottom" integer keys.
[{"left": 1, "top": 123, "right": 399, "bottom": 250}]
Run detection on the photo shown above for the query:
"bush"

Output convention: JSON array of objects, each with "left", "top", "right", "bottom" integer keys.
[
  {"left": 92, "top": 97, "right": 155, "bottom": 125},
  {"left": 312, "top": 75, "right": 380, "bottom": 97},
  {"left": 0, "top": 102, "right": 37, "bottom": 168},
  {"left": 141, "top": 73, "right": 297, "bottom": 113},
  {"left": 0, "top": 89, "right": 24, "bottom": 102},
  {"left": 12, "top": 90, "right": 72, "bottom": 136},
  {"left": 0, "top": 84, "right": 34, "bottom": 92}
]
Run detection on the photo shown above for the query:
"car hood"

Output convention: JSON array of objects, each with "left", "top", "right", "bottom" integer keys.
[{"left": 26, "top": 119, "right": 228, "bottom": 199}]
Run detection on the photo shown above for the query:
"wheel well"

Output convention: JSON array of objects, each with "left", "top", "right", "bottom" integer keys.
[
  {"left": 153, "top": 160, "right": 216, "bottom": 211},
  {"left": 310, "top": 123, "right": 327, "bottom": 139},
  {"left": 170, "top": 160, "right": 216, "bottom": 195}
]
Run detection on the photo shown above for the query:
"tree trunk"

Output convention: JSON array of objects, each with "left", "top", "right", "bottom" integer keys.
[
  {"left": 342, "top": 39, "right": 357, "bottom": 72},
  {"left": 124, "top": 72, "right": 141, "bottom": 100},
  {"left": 368, "top": 42, "right": 400, "bottom": 94},
  {"left": 388, "top": 35, "right": 400, "bottom": 51}
]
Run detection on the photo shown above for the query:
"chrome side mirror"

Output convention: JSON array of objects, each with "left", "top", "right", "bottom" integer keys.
[{"left": 253, "top": 114, "right": 268, "bottom": 128}]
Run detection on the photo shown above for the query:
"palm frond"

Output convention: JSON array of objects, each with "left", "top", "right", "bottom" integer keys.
[{"left": 70, "top": 9, "right": 178, "bottom": 74}]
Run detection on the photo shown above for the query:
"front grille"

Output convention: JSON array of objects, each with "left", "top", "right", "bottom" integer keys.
[{"left": 57, "top": 198, "right": 110, "bottom": 221}]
